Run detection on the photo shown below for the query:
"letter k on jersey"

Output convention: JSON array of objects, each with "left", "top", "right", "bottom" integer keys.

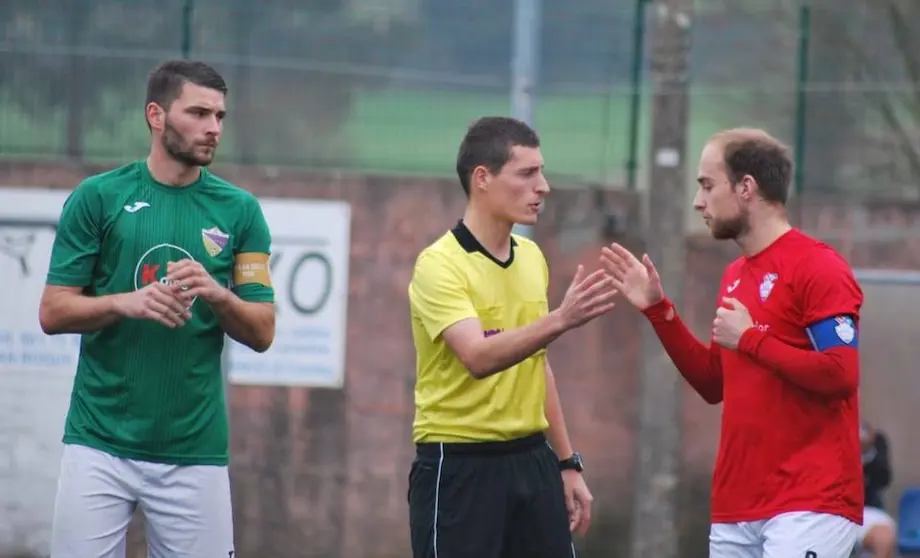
[
  {"left": 133, "top": 243, "right": 196, "bottom": 292},
  {"left": 141, "top": 263, "right": 160, "bottom": 285}
]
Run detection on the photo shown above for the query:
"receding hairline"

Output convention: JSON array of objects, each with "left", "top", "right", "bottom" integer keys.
[{"left": 705, "top": 127, "right": 790, "bottom": 154}]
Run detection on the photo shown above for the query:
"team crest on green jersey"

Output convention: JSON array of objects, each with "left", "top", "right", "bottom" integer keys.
[{"left": 201, "top": 227, "right": 230, "bottom": 257}]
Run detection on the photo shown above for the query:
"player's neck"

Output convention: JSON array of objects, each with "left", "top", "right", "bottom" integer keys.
[
  {"left": 461, "top": 208, "right": 514, "bottom": 260},
  {"left": 146, "top": 150, "right": 201, "bottom": 187},
  {"left": 737, "top": 212, "right": 792, "bottom": 257}
]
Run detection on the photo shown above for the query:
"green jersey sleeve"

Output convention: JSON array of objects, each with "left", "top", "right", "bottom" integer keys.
[
  {"left": 47, "top": 183, "right": 102, "bottom": 287},
  {"left": 232, "top": 196, "right": 275, "bottom": 303}
]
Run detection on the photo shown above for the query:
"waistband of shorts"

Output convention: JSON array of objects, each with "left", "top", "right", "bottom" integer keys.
[{"left": 415, "top": 432, "right": 547, "bottom": 457}]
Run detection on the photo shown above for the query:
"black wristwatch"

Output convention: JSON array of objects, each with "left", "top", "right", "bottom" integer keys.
[{"left": 559, "top": 452, "right": 585, "bottom": 473}]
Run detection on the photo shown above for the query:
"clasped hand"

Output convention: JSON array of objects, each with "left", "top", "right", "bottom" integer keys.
[
  {"left": 165, "top": 259, "right": 227, "bottom": 304},
  {"left": 712, "top": 297, "right": 754, "bottom": 350},
  {"left": 113, "top": 259, "right": 227, "bottom": 328}
]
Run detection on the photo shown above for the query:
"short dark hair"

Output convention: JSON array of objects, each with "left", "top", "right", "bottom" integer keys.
[
  {"left": 710, "top": 128, "right": 793, "bottom": 204},
  {"left": 145, "top": 59, "right": 228, "bottom": 115},
  {"left": 456, "top": 116, "right": 540, "bottom": 196}
]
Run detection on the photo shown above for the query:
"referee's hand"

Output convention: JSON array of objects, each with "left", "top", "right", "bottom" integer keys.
[{"left": 555, "top": 264, "right": 618, "bottom": 329}]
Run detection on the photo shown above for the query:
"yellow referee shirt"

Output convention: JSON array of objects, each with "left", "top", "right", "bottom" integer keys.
[{"left": 408, "top": 221, "right": 550, "bottom": 443}]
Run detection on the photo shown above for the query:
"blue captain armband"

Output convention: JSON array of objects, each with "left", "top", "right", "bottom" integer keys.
[{"left": 806, "top": 315, "right": 859, "bottom": 351}]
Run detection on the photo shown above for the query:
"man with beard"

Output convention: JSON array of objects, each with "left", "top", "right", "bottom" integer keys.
[
  {"left": 600, "top": 128, "right": 864, "bottom": 557},
  {"left": 39, "top": 59, "right": 275, "bottom": 557}
]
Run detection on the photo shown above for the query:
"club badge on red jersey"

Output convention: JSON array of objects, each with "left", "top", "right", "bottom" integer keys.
[{"left": 759, "top": 272, "right": 778, "bottom": 301}]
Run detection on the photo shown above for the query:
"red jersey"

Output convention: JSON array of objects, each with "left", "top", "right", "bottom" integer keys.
[{"left": 644, "top": 228, "right": 864, "bottom": 525}]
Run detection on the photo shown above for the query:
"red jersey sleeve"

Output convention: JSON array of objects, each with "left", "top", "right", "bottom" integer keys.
[
  {"left": 738, "top": 248, "right": 862, "bottom": 398},
  {"left": 643, "top": 298, "right": 724, "bottom": 405},
  {"left": 798, "top": 249, "right": 863, "bottom": 325}
]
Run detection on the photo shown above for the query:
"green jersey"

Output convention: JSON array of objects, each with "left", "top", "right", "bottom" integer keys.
[{"left": 47, "top": 161, "right": 274, "bottom": 466}]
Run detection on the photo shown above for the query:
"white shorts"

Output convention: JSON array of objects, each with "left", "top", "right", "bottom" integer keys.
[
  {"left": 856, "top": 506, "right": 895, "bottom": 541},
  {"left": 710, "top": 511, "right": 859, "bottom": 558},
  {"left": 50, "top": 443, "right": 235, "bottom": 558}
]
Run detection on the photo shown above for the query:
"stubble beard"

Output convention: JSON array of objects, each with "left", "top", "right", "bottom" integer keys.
[{"left": 162, "top": 120, "right": 215, "bottom": 168}]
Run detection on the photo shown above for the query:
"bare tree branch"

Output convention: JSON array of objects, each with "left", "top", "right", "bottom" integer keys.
[
  {"left": 883, "top": 1, "right": 920, "bottom": 110},
  {"left": 798, "top": 0, "right": 920, "bottom": 194}
]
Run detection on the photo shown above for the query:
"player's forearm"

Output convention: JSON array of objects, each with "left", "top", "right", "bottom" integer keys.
[
  {"left": 210, "top": 291, "right": 275, "bottom": 353},
  {"left": 466, "top": 311, "right": 567, "bottom": 379},
  {"left": 738, "top": 329, "right": 859, "bottom": 398},
  {"left": 643, "top": 298, "right": 724, "bottom": 404},
  {"left": 544, "top": 364, "right": 574, "bottom": 459},
  {"left": 39, "top": 291, "right": 124, "bottom": 334}
]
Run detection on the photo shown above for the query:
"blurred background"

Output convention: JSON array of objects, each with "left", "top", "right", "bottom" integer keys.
[{"left": 1, "top": 0, "right": 920, "bottom": 556}]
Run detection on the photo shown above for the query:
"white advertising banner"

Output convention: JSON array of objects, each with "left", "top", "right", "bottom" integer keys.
[
  {"left": 0, "top": 187, "right": 79, "bottom": 555},
  {"left": 226, "top": 197, "right": 351, "bottom": 388}
]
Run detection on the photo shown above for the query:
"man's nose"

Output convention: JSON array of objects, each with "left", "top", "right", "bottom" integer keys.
[
  {"left": 205, "top": 116, "right": 222, "bottom": 135},
  {"left": 692, "top": 189, "right": 704, "bottom": 210}
]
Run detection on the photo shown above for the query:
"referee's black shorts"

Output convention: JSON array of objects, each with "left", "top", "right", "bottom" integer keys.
[{"left": 408, "top": 432, "right": 575, "bottom": 558}]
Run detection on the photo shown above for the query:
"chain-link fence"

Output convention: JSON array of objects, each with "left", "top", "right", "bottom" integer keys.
[{"left": 2, "top": 0, "right": 919, "bottom": 196}]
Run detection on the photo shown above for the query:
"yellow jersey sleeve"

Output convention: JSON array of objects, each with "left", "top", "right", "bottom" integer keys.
[{"left": 409, "top": 250, "right": 478, "bottom": 341}]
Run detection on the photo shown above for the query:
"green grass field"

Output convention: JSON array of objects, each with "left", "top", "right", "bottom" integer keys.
[
  {"left": 0, "top": 88, "right": 760, "bottom": 186},
  {"left": 345, "top": 89, "right": 754, "bottom": 184}
]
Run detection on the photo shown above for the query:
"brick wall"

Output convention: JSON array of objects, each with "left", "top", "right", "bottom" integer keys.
[{"left": 2, "top": 160, "right": 919, "bottom": 557}]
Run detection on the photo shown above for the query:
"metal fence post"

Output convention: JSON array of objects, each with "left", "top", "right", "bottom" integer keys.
[
  {"left": 626, "top": 0, "right": 649, "bottom": 192},
  {"left": 181, "top": 0, "right": 194, "bottom": 59},
  {"left": 510, "top": 0, "right": 542, "bottom": 239},
  {"left": 793, "top": 2, "right": 812, "bottom": 197}
]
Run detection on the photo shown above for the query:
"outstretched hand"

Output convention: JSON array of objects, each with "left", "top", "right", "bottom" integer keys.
[
  {"left": 599, "top": 243, "right": 664, "bottom": 310},
  {"left": 554, "top": 264, "right": 618, "bottom": 330}
]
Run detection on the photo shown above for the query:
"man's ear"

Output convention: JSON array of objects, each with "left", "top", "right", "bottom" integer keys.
[
  {"left": 471, "top": 165, "right": 490, "bottom": 193},
  {"left": 146, "top": 102, "right": 165, "bottom": 131},
  {"left": 738, "top": 174, "right": 758, "bottom": 201}
]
